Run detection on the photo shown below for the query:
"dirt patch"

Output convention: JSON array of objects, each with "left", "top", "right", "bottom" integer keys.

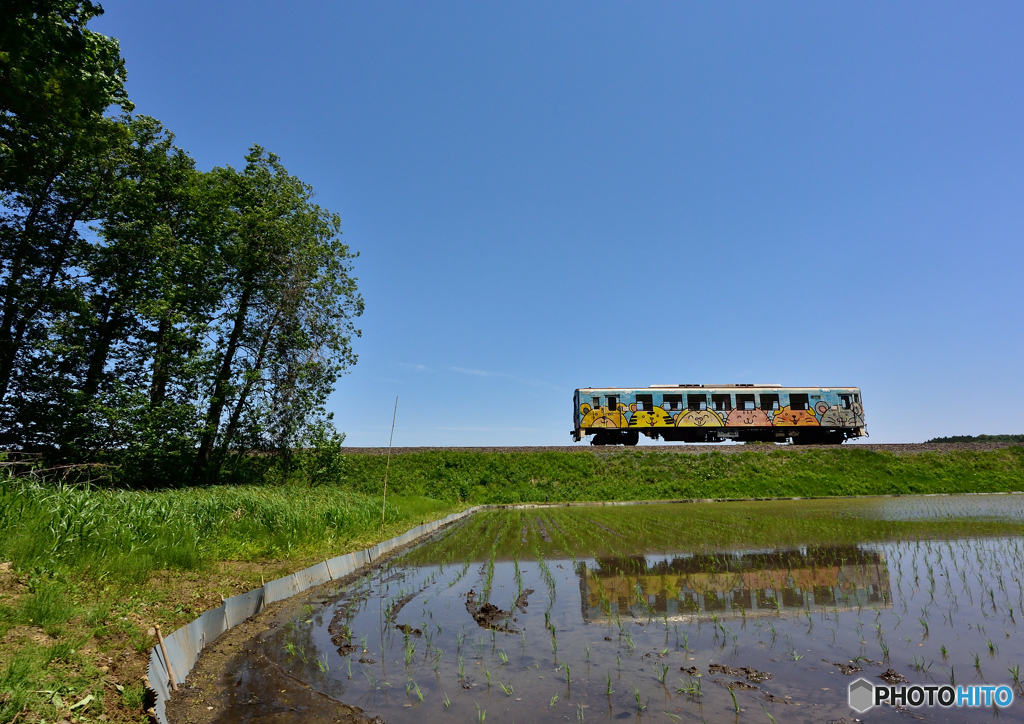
[
  {"left": 880, "top": 668, "right": 909, "bottom": 684},
  {"left": 708, "top": 663, "right": 772, "bottom": 683},
  {"left": 534, "top": 517, "right": 552, "bottom": 542},
  {"left": 828, "top": 660, "right": 863, "bottom": 675},
  {"left": 514, "top": 588, "right": 535, "bottom": 612},
  {"left": 463, "top": 590, "right": 517, "bottom": 633}
]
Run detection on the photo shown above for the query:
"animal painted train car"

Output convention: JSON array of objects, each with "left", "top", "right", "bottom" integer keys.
[{"left": 572, "top": 384, "right": 866, "bottom": 446}]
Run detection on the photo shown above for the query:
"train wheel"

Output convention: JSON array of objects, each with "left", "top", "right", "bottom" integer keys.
[{"left": 623, "top": 431, "right": 640, "bottom": 446}]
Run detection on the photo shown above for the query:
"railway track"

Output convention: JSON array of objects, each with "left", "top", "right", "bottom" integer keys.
[{"left": 341, "top": 442, "right": 1019, "bottom": 456}]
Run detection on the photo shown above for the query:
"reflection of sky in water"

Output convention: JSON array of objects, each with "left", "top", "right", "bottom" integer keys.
[
  {"left": 858, "top": 494, "right": 1024, "bottom": 521},
  {"left": 235, "top": 498, "right": 1024, "bottom": 724}
]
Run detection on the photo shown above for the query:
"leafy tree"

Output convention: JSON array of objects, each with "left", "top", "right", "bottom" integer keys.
[
  {"left": 0, "top": 6, "right": 364, "bottom": 484},
  {"left": 0, "top": 1, "right": 130, "bottom": 430},
  {"left": 193, "top": 147, "right": 363, "bottom": 484}
]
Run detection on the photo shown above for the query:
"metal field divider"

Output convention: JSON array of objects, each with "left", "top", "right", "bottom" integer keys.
[{"left": 145, "top": 507, "right": 482, "bottom": 724}]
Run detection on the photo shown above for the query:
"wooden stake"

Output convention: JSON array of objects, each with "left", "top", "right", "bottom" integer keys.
[
  {"left": 381, "top": 396, "right": 398, "bottom": 538},
  {"left": 220, "top": 594, "right": 229, "bottom": 629},
  {"left": 324, "top": 559, "right": 333, "bottom": 580},
  {"left": 154, "top": 624, "right": 177, "bottom": 691},
  {"left": 260, "top": 573, "right": 265, "bottom": 586}
]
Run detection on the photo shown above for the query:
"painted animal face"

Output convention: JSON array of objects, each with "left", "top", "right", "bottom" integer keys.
[
  {"left": 817, "top": 402, "right": 855, "bottom": 427},
  {"left": 628, "top": 406, "right": 676, "bottom": 428},
  {"left": 725, "top": 409, "right": 771, "bottom": 427},
  {"left": 771, "top": 406, "right": 820, "bottom": 427},
  {"left": 816, "top": 401, "right": 865, "bottom": 427},
  {"left": 675, "top": 409, "right": 724, "bottom": 427},
  {"left": 579, "top": 403, "right": 628, "bottom": 429}
]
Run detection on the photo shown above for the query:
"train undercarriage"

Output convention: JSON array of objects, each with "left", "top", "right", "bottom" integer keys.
[{"left": 582, "top": 427, "right": 860, "bottom": 446}]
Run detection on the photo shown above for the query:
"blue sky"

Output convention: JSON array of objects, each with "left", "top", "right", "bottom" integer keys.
[{"left": 94, "top": 2, "right": 1024, "bottom": 446}]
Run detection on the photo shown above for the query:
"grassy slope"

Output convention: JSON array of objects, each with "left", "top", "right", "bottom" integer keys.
[
  {"left": 1, "top": 445, "right": 1023, "bottom": 723},
  {"left": 338, "top": 446, "right": 1024, "bottom": 503}
]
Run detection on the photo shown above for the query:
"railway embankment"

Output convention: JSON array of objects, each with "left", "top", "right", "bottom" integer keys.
[{"left": 1, "top": 442, "right": 1023, "bottom": 723}]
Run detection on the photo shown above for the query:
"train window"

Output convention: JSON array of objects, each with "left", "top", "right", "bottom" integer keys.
[
  {"left": 687, "top": 394, "right": 707, "bottom": 411},
  {"left": 711, "top": 394, "right": 731, "bottom": 411},
  {"left": 854, "top": 393, "right": 860, "bottom": 403},
  {"left": 839, "top": 394, "right": 851, "bottom": 409},
  {"left": 663, "top": 394, "right": 682, "bottom": 411},
  {"left": 607, "top": 395, "right": 618, "bottom": 410},
  {"left": 736, "top": 394, "right": 755, "bottom": 410},
  {"left": 790, "top": 393, "right": 810, "bottom": 411},
  {"left": 760, "top": 393, "right": 780, "bottom": 411},
  {"left": 636, "top": 394, "right": 653, "bottom": 411},
  {"left": 592, "top": 397, "right": 601, "bottom": 408}
]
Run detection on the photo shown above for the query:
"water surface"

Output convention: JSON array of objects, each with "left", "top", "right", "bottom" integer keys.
[{"left": 233, "top": 496, "right": 1024, "bottom": 722}]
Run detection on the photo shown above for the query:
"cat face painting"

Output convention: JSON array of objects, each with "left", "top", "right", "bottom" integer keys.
[
  {"left": 579, "top": 403, "right": 628, "bottom": 429},
  {"left": 771, "top": 406, "right": 820, "bottom": 426},
  {"left": 726, "top": 409, "right": 772, "bottom": 427}
]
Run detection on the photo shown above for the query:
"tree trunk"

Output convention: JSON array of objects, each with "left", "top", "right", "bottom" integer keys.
[
  {"left": 193, "top": 286, "right": 251, "bottom": 484},
  {"left": 209, "top": 309, "right": 279, "bottom": 481},
  {"left": 148, "top": 316, "right": 172, "bottom": 407}
]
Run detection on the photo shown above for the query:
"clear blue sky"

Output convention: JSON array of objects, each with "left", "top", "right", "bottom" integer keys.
[{"left": 94, "top": 2, "right": 1024, "bottom": 446}]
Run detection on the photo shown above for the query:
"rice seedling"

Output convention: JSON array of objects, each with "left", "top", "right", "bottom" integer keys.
[
  {"left": 443, "top": 691, "right": 451, "bottom": 708},
  {"left": 550, "top": 693, "right": 559, "bottom": 707},
  {"left": 632, "top": 684, "right": 647, "bottom": 711},
  {"left": 675, "top": 677, "right": 702, "bottom": 698},
  {"left": 315, "top": 653, "right": 330, "bottom": 672},
  {"left": 499, "top": 682, "right": 513, "bottom": 696}
]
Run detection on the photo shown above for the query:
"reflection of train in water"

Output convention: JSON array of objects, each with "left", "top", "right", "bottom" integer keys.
[
  {"left": 578, "top": 546, "right": 890, "bottom": 623},
  {"left": 572, "top": 384, "right": 867, "bottom": 445}
]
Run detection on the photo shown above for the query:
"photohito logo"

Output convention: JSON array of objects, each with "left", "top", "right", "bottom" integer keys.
[{"left": 848, "top": 678, "right": 1015, "bottom": 712}]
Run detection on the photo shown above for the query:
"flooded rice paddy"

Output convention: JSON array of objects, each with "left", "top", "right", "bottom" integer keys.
[{"left": 225, "top": 497, "right": 1024, "bottom": 722}]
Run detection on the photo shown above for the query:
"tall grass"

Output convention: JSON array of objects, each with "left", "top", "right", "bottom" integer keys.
[{"left": 0, "top": 473, "right": 455, "bottom": 582}]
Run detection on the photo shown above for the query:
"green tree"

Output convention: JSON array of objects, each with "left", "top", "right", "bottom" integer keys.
[
  {"left": 192, "top": 147, "right": 363, "bottom": 484},
  {"left": 0, "top": 1, "right": 131, "bottom": 432}
]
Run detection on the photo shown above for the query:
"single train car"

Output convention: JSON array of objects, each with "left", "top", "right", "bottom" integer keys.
[{"left": 572, "top": 384, "right": 866, "bottom": 445}]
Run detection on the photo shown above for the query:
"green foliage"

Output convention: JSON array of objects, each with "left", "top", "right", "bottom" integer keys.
[
  {"left": 0, "top": 6, "right": 363, "bottom": 488},
  {"left": 925, "top": 434, "right": 1024, "bottom": 443}
]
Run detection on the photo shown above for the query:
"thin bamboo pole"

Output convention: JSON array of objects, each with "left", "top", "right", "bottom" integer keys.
[
  {"left": 154, "top": 624, "right": 177, "bottom": 691},
  {"left": 381, "top": 396, "right": 398, "bottom": 538}
]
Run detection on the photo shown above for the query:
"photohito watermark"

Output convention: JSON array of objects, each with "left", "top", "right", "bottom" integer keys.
[{"left": 849, "top": 678, "right": 1015, "bottom": 712}]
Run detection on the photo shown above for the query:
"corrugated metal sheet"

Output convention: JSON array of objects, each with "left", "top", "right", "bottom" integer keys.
[{"left": 146, "top": 505, "right": 481, "bottom": 724}]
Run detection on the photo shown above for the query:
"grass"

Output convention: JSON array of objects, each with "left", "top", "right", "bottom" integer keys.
[{"left": 329, "top": 446, "right": 1024, "bottom": 504}]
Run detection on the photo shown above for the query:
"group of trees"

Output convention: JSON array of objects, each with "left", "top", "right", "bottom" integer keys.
[{"left": 0, "top": 2, "right": 363, "bottom": 485}]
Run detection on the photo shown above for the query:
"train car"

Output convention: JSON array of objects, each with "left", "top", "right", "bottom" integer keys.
[{"left": 572, "top": 384, "right": 866, "bottom": 445}]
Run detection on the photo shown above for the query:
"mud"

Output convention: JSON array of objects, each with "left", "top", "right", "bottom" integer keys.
[
  {"left": 880, "top": 668, "right": 909, "bottom": 684},
  {"left": 708, "top": 663, "right": 773, "bottom": 683},
  {"left": 464, "top": 590, "right": 517, "bottom": 633}
]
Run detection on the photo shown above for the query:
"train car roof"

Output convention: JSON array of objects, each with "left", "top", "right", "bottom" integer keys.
[{"left": 576, "top": 384, "right": 860, "bottom": 391}]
